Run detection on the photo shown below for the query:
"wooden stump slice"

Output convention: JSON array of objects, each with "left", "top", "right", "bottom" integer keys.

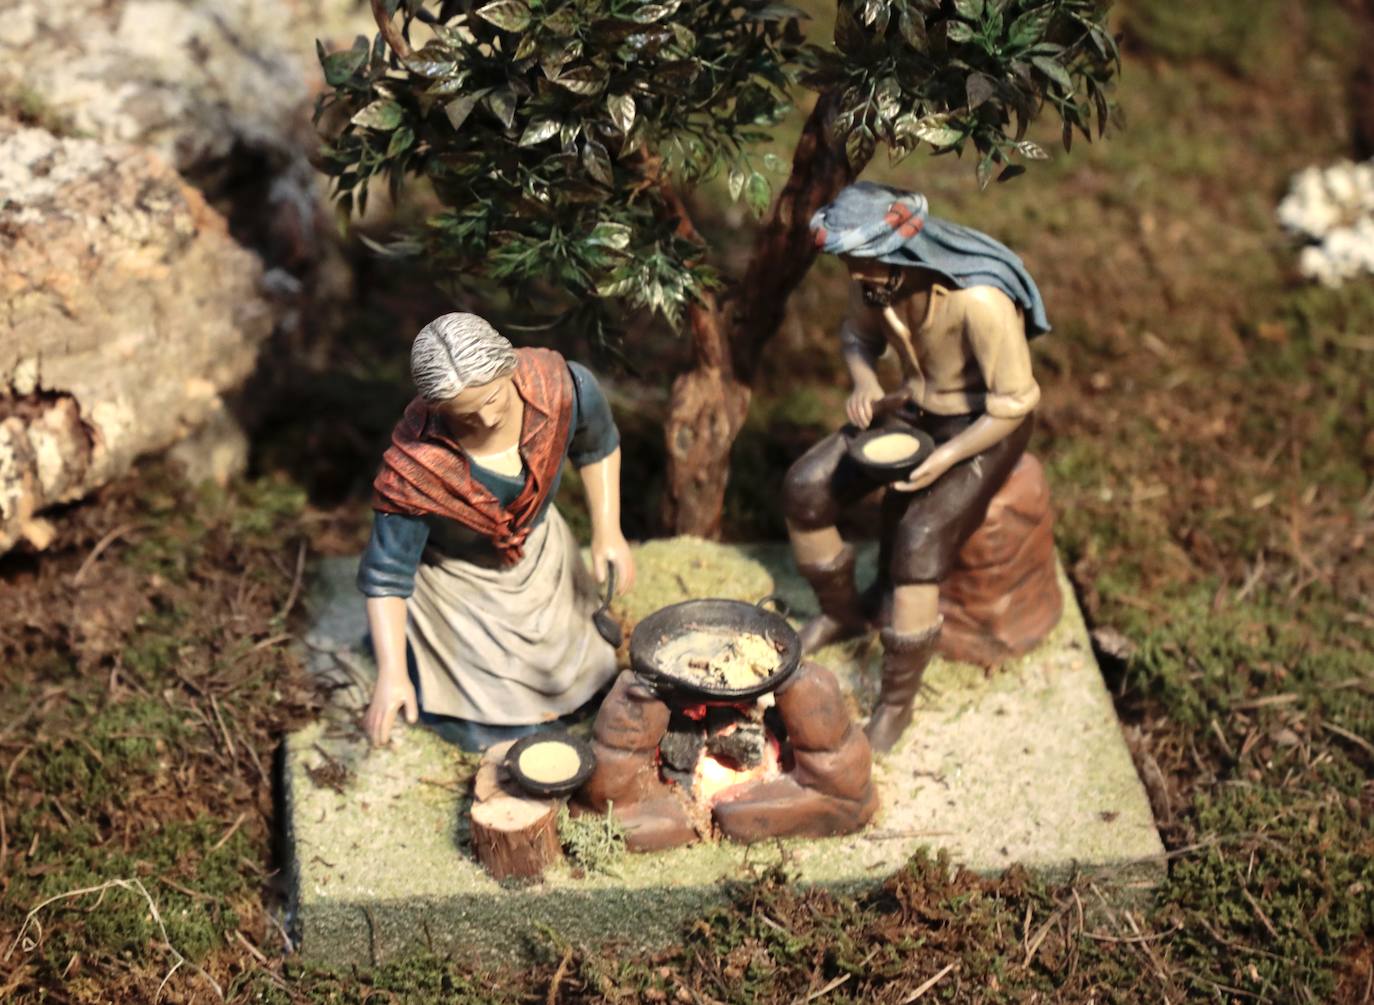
[
  {"left": 470, "top": 794, "right": 560, "bottom": 881},
  {"left": 470, "top": 740, "right": 562, "bottom": 881}
]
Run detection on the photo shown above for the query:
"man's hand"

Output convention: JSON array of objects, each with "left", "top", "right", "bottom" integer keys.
[
  {"left": 891, "top": 446, "right": 956, "bottom": 493},
  {"left": 591, "top": 531, "right": 636, "bottom": 594},
  {"left": 846, "top": 383, "right": 885, "bottom": 430},
  {"left": 362, "top": 672, "right": 418, "bottom": 747}
]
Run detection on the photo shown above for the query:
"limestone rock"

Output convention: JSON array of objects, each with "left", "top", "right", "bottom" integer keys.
[
  {"left": 0, "top": 0, "right": 368, "bottom": 176},
  {"left": 0, "top": 120, "right": 271, "bottom": 553},
  {"left": 0, "top": 0, "right": 373, "bottom": 347},
  {"left": 938, "top": 453, "right": 1063, "bottom": 667}
]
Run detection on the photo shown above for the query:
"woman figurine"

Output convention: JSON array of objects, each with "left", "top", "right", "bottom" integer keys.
[{"left": 356, "top": 313, "right": 635, "bottom": 751}]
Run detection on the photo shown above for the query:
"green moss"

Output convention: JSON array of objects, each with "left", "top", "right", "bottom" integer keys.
[{"left": 557, "top": 806, "right": 627, "bottom": 877}]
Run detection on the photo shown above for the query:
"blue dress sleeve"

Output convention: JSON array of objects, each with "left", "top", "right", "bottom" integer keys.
[
  {"left": 357, "top": 511, "right": 430, "bottom": 598},
  {"left": 567, "top": 361, "right": 620, "bottom": 468}
]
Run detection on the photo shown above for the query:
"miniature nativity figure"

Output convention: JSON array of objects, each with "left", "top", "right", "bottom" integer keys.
[
  {"left": 785, "top": 181, "right": 1054, "bottom": 753},
  {"left": 356, "top": 312, "right": 635, "bottom": 752}
]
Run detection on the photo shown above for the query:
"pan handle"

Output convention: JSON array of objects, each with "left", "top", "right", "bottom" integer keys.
[{"left": 755, "top": 594, "right": 791, "bottom": 619}]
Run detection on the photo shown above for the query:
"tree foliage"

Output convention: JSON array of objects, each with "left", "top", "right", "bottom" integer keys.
[{"left": 317, "top": 0, "right": 1118, "bottom": 341}]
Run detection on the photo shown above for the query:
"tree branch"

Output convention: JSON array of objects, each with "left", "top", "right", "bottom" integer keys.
[
  {"left": 730, "top": 91, "right": 861, "bottom": 380},
  {"left": 370, "top": 0, "right": 413, "bottom": 59}
]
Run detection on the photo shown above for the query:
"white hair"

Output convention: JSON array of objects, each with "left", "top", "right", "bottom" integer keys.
[{"left": 410, "top": 313, "right": 517, "bottom": 403}]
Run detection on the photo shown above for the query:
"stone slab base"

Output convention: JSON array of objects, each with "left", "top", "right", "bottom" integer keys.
[{"left": 287, "top": 539, "right": 1163, "bottom": 965}]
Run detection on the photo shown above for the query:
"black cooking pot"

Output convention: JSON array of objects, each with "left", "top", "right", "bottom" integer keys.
[{"left": 628, "top": 595, "right": 800, "bottom": 701}]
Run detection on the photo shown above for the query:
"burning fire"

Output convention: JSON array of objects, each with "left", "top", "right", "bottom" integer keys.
[{"left": 692, "top": 725, "right": 781, "bottom": 807}]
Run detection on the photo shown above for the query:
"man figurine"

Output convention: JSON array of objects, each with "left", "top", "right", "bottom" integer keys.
[
  {"left": 357, "top": 313, "right": 635, "bottom": 751},
  {"left": 783, "top": 182, "right": 1050, "bottom": 753}
]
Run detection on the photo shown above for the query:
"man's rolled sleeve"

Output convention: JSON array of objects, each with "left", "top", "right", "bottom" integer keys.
[
  {"left": 357, "top": 511, "right": 430, "bottom": 598},
  {"left": 567, "top": 361, "right": 620, "bottom": 468},
  {"left": 964, "top": 288, "right": 1041, "bottom": 420}
]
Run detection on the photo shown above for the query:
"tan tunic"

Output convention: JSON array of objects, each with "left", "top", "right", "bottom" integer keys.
[{"left": 842, "top": 281, "right": 1040, "bottom": 420}]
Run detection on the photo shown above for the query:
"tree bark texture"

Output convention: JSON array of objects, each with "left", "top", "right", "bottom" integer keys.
[{"left": 661, "top": 92, "right": 863, "bottom": 536}]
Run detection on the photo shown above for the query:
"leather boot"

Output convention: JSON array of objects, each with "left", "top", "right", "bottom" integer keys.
[
  {"left": 865, "top": 619, "right": 942, "bottom": 754},
  {"left": 796, "top": 545, "right": 869, "bottom": 654}
]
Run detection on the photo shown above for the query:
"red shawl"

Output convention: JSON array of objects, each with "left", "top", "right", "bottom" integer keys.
[{"left": 371, "top": 347, "right": 574, "bottom": 565}]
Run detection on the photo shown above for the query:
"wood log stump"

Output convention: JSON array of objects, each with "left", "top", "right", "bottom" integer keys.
[
  {"left": 469, "top": 742, "right": 561, "bottom": 881},
  {"left": 938, "top": 453, "right": 1062, "bottom": 667}
]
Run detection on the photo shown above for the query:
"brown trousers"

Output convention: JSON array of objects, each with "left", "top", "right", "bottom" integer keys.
[{"left": 782, "top": 410, "right": 1033, "bottom": 585}]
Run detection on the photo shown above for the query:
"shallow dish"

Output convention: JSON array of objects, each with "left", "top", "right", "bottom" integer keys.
[
  {"left": 845, "top": 425, "right": 935, "bottom": 482},
  {"left": 503, "top": 732, "right": 597, "bottom": 798}
]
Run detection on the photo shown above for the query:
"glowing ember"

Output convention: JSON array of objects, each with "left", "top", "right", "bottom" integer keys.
[{"left": 692, "top": 727, "right": 781, "bottom": 806}]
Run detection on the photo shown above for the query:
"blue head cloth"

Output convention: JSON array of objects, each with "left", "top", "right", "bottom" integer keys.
[{"left": 810, "top": 181, "right": 1051, "bottom": 337}]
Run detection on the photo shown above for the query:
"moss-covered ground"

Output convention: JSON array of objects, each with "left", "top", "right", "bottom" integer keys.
[{"left": 2, "top": 0, "right": 1372, "bottom": 1000}]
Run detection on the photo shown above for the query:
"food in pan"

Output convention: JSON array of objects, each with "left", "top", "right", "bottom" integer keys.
[
  {"left": 656, "top": 628, "right": 785, "bottom": 690},
  {"left": 517, "top": 740, "right": 583, "bottom": 785},
  {"left": 860, "top": 431, "right": 923, "bottom": 464}
]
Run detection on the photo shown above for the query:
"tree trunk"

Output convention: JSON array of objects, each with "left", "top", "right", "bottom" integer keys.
[
  {"left": 661, "top": 92, "right": 864, "bottom": 536},
  {"left": 660, "top": 295, "right": 751, "bottom": 537}
]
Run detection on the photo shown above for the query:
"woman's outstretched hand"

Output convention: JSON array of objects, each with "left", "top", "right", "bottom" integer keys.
[{"left": 363, "top": 672, "right": 418, "bottom": 746}]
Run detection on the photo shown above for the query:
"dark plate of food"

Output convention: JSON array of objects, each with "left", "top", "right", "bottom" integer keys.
[
  {"left": 846, "top": 425, "right": 935, "bottom": 482},
  {"left": 503, "top": 732, "right": 597, "bottom": 798}
]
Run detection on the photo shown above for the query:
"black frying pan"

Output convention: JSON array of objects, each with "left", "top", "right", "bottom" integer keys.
[{"left": 628, "top": 595, "right": 800, "bottom": 701}]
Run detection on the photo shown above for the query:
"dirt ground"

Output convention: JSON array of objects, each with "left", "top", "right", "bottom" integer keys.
[{"left": 2, "top": 0, "right": 1372, "bottom": 1002}]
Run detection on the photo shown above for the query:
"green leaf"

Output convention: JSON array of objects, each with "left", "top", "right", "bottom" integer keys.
[
  {"left": 897, "top": 10, "right": 927, "bottom": 48},
  {"left": 588, "top": 221, "right": 632, "bottom": 250},
  {"left": 914, "top": 117, "right": 963, "bottom": 147},
  {"left": 321, "top": 46, "right": 368, "bottom": 86},
  {"left": 966, "top": 72, "right": 995, "bottom": 109},
  {"left": 386, "top": 126, "right": 415, "bottom": 156},
  {"left": 352, "top": 100, "right": 403, "bottom": 131},
  {"left": 630, "top": 1, "right": 681, "bottom": 24},
  {"left": 997, "top": 163, "right": 1027, "bottom": 182},
  {"left": 875, "top": 76, "right": 902, "bottom": 121},
  {"left": 728, "top": 164, "right": 746, "bottom": 202},
  {"left": 484, "top": 89, "right": 518, "bottom": 129},
  {"left": 1015, "top": 139, "right": 1049, "bottom": 160},
  {"left": 596, "top": 275, "right": 637, "bottom": 297},
  {"left": 555, "top": 65, "right": 609, "bottom": 96},
  {"left": 403, "top": 53, "right": 458, "bottom": 78},
  {"left": 514, "top": 33, "right": 538, "bottom": 60},
  {"left": 745, "top": 171, "right": 771, "bottom": 217},
  {"left": 519, "top": 118, "right": 560, "bottom": 146},
  {"left": 543, "top": 7, "right": 578, "bottom": 36},
  {"left": 444, "top": 90, "right": 488, "bottom": 131},
  {"left": 424, "top": 77, "right": 468, "bottom": 98},
  {"left": 582, "top": 138, "right": 614, "bottom": 186},
  {"left": 946, "top": 20, "right": 976, "bottom": 44},
  {"left": 844, "top": 126, "right": 875, "bottom": 168},
  {"left": 606, "top": 93, "right": 636, "bottom": 135},
  {"left": 834, "top": 5, "right": 866, "bottom": 55},
  {"left": 1008, "top": 5, "right": 1053, "bottom": 48},
  {"left": 1093, "top": 84, "right": 1110, "bottom": 138},
  {"left": 475, "top": 0, "right": 532, "bottom": 32},
  {"left": 952, "top": 0, "right": 984, "bottom": 20},
  {"left": 976, "top": 153, "right": 994, "bottom": 190},
  {"left": 1031, "top": 55, "right": 1074, "bottom": 93}
]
